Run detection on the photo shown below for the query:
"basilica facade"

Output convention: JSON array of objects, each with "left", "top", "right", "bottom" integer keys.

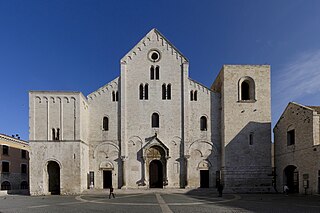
[{"left": 29, "top": 29, "right": 272, "bottom": 195}]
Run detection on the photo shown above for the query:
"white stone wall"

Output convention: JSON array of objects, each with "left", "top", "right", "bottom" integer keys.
[
  {"left": 274, "top": 102, "right": 320, "bottom": 194},
  {"left": 212, "top": 65, "right": 272, "bottom": 192}
]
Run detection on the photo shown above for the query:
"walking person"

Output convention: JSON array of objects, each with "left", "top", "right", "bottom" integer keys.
[
  {"left": 283, "top": 185, "right": 289, "bottom": 196},
  {"left": 109, "top": 186, "right": 115, "bottom": 199},
  {"left": 217, "top": 183, "right": 224, "bottom": 197}
]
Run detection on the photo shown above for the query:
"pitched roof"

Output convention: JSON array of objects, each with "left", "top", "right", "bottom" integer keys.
[{"left": 120, "top": 28, "right": 188, "bottom": 64}]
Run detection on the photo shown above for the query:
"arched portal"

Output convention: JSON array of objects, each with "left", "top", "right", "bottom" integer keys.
[
  {"left": 146, "top": 145, "right": 167, "bottom": 188},
  {"left": 149, "top": 160, "right": 163, "bottom": 188},
  {"left": 47, "top": 161, "right": 60, "bottom": 195},
  {"left": 284, "top": 165, "right": 299, "bottom": 193}
]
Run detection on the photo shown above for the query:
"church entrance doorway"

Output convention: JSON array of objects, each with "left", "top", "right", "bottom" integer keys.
[
  {"left": 47, "top": 161, "right": 60, "bottom": 195},
  {"left": 200, "top": 170, "right": 209, "bottom": 188},
  {"left": 149, "top": 160, "right": 163, "bottom": 188},
  {"left": 103, "top": 170, "right": 112, "bottom": 189},
  {"left": 284, "top": 165, "right": 299, "bottom": 193}
]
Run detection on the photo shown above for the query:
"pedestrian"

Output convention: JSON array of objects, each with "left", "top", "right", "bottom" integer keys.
[
  {"left": 109, "top": 186, "right": 115, "bottom": 199},
  {"left": 217, "top": 183, "right": 224, "bottom": 197},
  {"left": 283, "top": 185, "right": 289, "bottom": 196}
]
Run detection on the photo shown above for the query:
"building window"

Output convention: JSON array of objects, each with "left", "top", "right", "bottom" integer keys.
[
  {"left": 162, "top": 84, "right": 171, "bottom": 100},
  {"left": 2, "top": 145, "right": 8, "bottom": 155},
  {"left": 56, "top": 128, "right": 60, "bottom": 140},
  {"left": 200, "top": 116, "right": 207, "bottom": 131},
  {"left": 167, "top": 84, "right": 171, "bottom": 100},
  {"left": 190, "top": 90, "right": 198, "bottom": 101},
  {"left": 2, "top": 162, "right": 9, "bottom": 173},
  {"left": 116, "top": 91, "right": 119, "bottom": 102},
  {"left": 155, "top": 66, "right": 159, "bottom": 80},
  {"left": 21, "top": 164, "right": 27, "bottom": 174},
  {"left": 139, "top": 84, "right": 148, "bottom": 100},
  {"left": 150, "top": 66, "right": 155, "bottom": 80},
  {"left": 112, "top": 91, "right": 115, "bottom": 102},
  {"left": 52, "top": 128, "right": 56, "bottom": 140},
  {"left": 103, "top": 117, "right": 109, "bottom": 131},
  {"left": 239, "top": 77, "right": 255, "bottom": 101},
  {"left": 287, "top": 129, "right": 295, "bottom": 146},
  {"left": 21, "top": 150, "right": 27, "bottom": 159},
  {"left": 20, "top": 181, "right": 28, "bottom": 190},
  {"left": 1, "top": 181, "right": 11, "bottom": 190},
  {"left": 249, "top": 132, "right": 254, "bottom": 145},
  {"left": 152, "top": 113, "right": 159, "bottom": 128}
]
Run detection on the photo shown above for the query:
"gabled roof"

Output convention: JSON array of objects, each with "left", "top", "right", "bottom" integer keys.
[
  {"left": 120, "top": 28, "right": 188, "bottom": 64},
  {"left": 274, "top": 102, "right": 317, "bottom": 128}
]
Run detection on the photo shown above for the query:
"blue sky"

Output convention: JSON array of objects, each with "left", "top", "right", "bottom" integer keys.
[{"left": 1, "top": 0, "right": 320, "bottom": 140}]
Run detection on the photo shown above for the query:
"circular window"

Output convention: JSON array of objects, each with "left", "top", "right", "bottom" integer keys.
[{"left": 148, "top": 50, "right": 161, "bottom": 62}]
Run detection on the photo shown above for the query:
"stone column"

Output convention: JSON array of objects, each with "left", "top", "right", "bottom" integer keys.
[
  {"left": 184, "top": 155, "right": 190, "bottom": 188},
  {"left": 121, "top": 156, "right": 127, "bottom": 188}
]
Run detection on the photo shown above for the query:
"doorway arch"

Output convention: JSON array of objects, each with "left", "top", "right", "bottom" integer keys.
[
  {"left": 149, "top": 160, "right": 163, "bottom": 188},
  {"left": 47, "top": 161, "right": 60, "bottom": 195},
  {"left": 284, "top": 165, "right": 299, "bottom": 193}
]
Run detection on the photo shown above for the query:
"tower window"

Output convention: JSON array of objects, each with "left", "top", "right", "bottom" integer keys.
[
  {"left": 21, "top": 164, "right": 27, "bottom": 174},
  {"left": 200, "top": 116, "right": 207, "bottom": 131},
  {"left": 162, "top": 84, "right": 171, "bottom": 100},
  {"left": 162, "top": 84, "right": 166, "bottom": 100},
  {"left": 194, "top": 91, "right": 197, "bottom": 101},
  {"left": 52, "top": 128, "right": 56, "bottom": 141},
  {"left": 145, "top": 84, "right": 149, "bottom": 100},
  {"left": 190, "top": 91, "right": 194, "bottom": 101},
  {"left": 112, "top": 91, "right": 115, "bottom": 102},
  {"left": 116, "top": 91, "right": 119, "bottom": 102},
  {"left": 167, "top": 84, "right": 171, "bottom": 100},
  {"left": 239, "top": 77, "right": 255, "bottom": 101},
  {"left": 249, "top": 132, "right": 254, "bottom": 145},
  {"left": 21, "top": 150, "right": 27, "bottom": 159},
  {"left": 103, "top": 117, "right": 109, "bottom": 131},
  {"left": 152, "top": 113, "right": 159, "bottom": 128}
]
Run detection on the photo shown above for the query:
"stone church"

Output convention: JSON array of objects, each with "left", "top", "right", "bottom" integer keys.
[{"left": 29, "top": 29, "right": 272, "bottom": 195}]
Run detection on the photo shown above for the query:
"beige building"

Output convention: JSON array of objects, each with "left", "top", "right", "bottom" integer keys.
[
  {"left": 274, "top": 102, "right": 320, "bottom": 194},
  {"left": 0, "top": 134, "right": 29, "bottom": 193},
  {"left": 29, "top": 29, "right": 272, "bottom": 195}
]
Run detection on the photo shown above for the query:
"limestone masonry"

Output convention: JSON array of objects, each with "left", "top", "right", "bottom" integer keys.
[{"left": 29, "top": 29, "right": 272, "bottom": 195}]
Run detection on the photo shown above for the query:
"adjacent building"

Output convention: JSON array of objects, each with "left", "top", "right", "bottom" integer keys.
[
  {"left": 29, "top": 29, "right": 272, "bottom": 195},
  {"left": 274, "top": 102, "right": 320, "bottom": 194},
  {"left": 0, "top": 134, "right": 29, "bottom": 192}
]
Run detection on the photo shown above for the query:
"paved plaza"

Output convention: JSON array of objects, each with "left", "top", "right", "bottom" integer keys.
[{"left": 0, "top": 189, "right": 320, "bottom": 212}]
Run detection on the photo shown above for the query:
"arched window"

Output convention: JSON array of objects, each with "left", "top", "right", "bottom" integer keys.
[
  {"left": 52, "top": 128, "right": 56, "bottom": 141},
  {"left": 190, "top": 91, "right": 194, "bottom": 101},
  {"left": 162, "top": 84, "right": 166, "bottom": 100},
  {"left": 155, "top": 66, "right": 160, "bottom": 80},
  {"left": 167, "top": 84, "right": 171, "bottom": 100},
  {"left": 194, "top": 91, "right": 197, "bottom": 101},
  {"left": 241, "top": 81, "right": 250, "bottom": 100},
  {"left": 200, "top": 116, "right": 207, "bottom": 131},
  {"left": 1, "top": 181, "right": 11, "bottom": 190},
  {"left": 116, "top": 91, "right": 119, "bottom": 102},
  {"left": 139, "top": 84, "right": 144, "bottom": 100},
  {"left": 20, "top": 181, "right": 28, "bottom": 190},
  {"left": 150, "top": 66, "right": 155, "bottom": 80},
  {"left": 103, "top": 117, "right": 109, "bottom": 131},
  {"left": 239, "top": 77, "right": 255, "bottom": 101},
  {"left": 56, "top": 128, "right": 60, "bottom": 140},
  {"left": 152, "top": 113, "right": 159, "bottom": 128},
  {"left": 145, "top": 84, "right": 149, "bottom": 100},
  {"left": 112, "top": 91, "right": 115, "bottom": 102}
]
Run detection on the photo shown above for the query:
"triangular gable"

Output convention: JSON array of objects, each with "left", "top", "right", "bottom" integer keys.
[
  {"left": 274, "top": 102, "right": 315, "bottom": 128},
  {"left": 120, "top": 28, "right": 188, "bottom": 64}
]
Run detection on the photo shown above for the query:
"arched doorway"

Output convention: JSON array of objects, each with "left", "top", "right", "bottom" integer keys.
[
  {"left": 284, "top": 165, "right": 299, "bottom": 193},
  {"left": 47, "top": 161, "right": 60, "bottom": 195},
  {"left": 149, "top": 160, "right": 163, "bottom": 188}
]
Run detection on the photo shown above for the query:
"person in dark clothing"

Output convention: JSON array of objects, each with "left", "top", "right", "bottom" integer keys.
[
  {"left": 109, "top": 186, "right": 115, "bottom": 199},
  {"left": 217, "top": 184, "right": 224, "bottom": 197}
]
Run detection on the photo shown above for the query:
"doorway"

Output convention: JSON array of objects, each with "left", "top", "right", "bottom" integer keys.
[
  {"left": 103, "top": 170, "right": 112, "bottom": 188},
  {"left": 47, "top": 161, "right": 60, "bottom": 195},
  {"left": 149, "top": 160, "right": 163, "bottom": 188},
  {"left": 200, "top": 170, "right": 209, "bottom": 188},
  {"left": 284, "top": 165, "right": 299, "bottom": 193}
]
